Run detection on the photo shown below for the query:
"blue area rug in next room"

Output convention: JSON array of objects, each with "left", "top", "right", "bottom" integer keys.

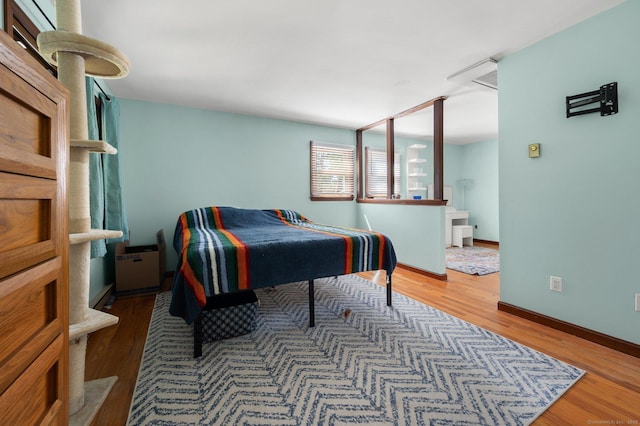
[{"left": 446, "top": 246, "right": 500, "bottom": 275}]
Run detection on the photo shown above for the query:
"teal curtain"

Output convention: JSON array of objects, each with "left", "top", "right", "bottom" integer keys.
[
  {"left": 100, "top": 92, "right": 130, "bottom": 243},
  {"left": 86, "top": 77, "right": 129, "bottom": 258},
  {"left": 87, "top": 77, "right": 106, "bottom": 258}
]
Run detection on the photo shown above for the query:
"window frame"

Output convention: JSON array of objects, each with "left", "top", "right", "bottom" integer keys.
[
  {"left": 309, "top": 141, "right": 355, "bottom": 201},
  {"left": 356, "top": 97, "right": 446, "bottom": 205},
  {"left": 3, "top": 0, "right": 56, "bottom": 74}
]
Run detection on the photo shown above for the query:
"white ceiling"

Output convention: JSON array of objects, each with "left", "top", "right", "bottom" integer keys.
[{"left": 80, "top": 0, "right": 623, "bottom": 144}]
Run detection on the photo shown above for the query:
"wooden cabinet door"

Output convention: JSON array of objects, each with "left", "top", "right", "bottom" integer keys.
[{"left": 0, "top": 30, "right": 69, "bottom": 425}]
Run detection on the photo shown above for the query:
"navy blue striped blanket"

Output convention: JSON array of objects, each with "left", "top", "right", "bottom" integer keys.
[{"left": 169, "top": 207, "right": 397, "bottom": 324}]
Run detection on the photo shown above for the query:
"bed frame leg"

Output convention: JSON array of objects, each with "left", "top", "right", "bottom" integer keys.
[
  {"left": 194, "top": 315, "right": 203, "bottom": 358},
  {"left": 309, "top": 279, "right": 315, "bottom": 327},
  {"left": 387, "top": 273, "right": 392, "bottom": 306}
]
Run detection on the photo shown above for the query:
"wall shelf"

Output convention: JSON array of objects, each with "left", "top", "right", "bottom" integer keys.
[{"left": 406, "top": 144, "right": 428, "bottom": 198}]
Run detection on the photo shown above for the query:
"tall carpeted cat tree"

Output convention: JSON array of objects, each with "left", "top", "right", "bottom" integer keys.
[{"left": 37, "top": 0, "right": 130, "bottom": 424}]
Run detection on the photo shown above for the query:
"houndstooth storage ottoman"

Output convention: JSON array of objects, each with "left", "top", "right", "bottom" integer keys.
[{"left": 200, "top": 290, "right": 259, "bottom": 342}]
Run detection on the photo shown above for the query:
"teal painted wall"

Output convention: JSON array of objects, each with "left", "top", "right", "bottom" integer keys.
[
  {"left": 443, "top": 144, "right": 463, "bottom": 209},
  {"left": 459, "top": 140, "right": 499, "bottom": 241},
  {"left": 499, "top": 1, "right": 639, "bottom": 344},
  {"left": 357, "top": 204, "right": 445, "bottom": 274},
  {"left": 118, "top": 99, "right": 450, "bottom": 275},
  {"left": 119, "top": 100, "right": 359, "bottom": 269}
]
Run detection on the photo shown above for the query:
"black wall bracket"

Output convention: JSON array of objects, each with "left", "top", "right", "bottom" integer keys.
[{"left": 566, "top": 82, "right": 618, "bottom": 118}]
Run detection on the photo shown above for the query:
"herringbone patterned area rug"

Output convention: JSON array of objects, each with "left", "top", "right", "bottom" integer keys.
[{"left": 127, "top": 275, "right": 583, "bottom": 425}]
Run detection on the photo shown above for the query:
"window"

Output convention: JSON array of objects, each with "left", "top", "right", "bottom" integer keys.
[
  {"left": 365, "top": 147, "right": 400, "bottom": 198},
  {"left": 310, "top": 141, "right": 355, "bottom": 201},
  {"left": 4, "top": 0, "right": 56, "bottom": 74},
  {"left": 356, "top": 97, "right": 445, "bottom": 203}
]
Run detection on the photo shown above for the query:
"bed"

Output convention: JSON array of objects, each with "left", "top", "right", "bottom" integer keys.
[{"left": 169, "top": 207, "right": 397, "bottom": 355}]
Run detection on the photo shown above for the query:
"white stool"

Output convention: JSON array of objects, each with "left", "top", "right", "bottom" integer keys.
[{"left": 452, "top": 225, "right": 473, "bottom": 248}]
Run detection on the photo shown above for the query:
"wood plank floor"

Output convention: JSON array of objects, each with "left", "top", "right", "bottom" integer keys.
[{"left": 86, "top": 259, "right": 640, "bottom": 425}]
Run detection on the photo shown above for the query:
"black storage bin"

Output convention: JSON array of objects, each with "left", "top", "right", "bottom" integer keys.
[{"left": 200, "top": 290, "right": 259, "bottom": 342}]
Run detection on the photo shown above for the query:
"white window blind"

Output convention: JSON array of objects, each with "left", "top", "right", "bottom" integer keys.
[
  {"left": 365, "top": 147, "right": 400, "bottom": 198},
  {"left": 310, "top": 141, "right": 355, "bottom": 200}
]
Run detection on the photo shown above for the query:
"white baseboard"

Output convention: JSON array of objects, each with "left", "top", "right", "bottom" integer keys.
[{"left": 90, "top": 283, "right": 114, "bottom": 309}]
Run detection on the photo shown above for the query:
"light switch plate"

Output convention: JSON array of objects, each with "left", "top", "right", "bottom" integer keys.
[{"left": 529, "top": 143, "right": 541, "bottom": 158}]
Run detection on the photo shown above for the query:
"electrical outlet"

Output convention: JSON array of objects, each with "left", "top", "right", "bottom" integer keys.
[
  {"left": 550, "top": 276, "right": 562, "bottom": 292},
  {"left": 636, "top": 294, "right": 640, "bottom": 312}
]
